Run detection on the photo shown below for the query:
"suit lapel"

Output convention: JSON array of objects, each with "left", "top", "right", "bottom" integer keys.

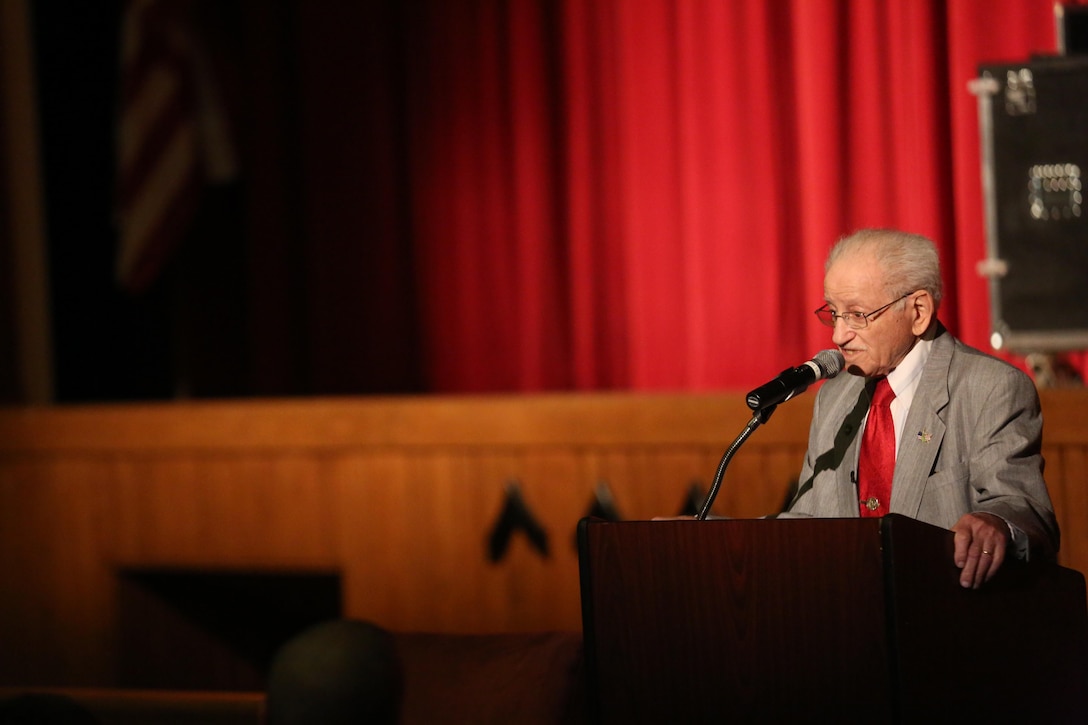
[
  {"left": 839, "top": 378, "right": 875, "bottom": 516},
  {"left": 819, "top": 374, "right": 869, "bottom": 517},
  {"left": 889, "top": 329, "right": 952, "bottom": 517}
]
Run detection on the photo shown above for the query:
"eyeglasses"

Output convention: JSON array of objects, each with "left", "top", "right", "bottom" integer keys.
[{"left": 815, "top": 293, "right": 913, "bottom": 329}]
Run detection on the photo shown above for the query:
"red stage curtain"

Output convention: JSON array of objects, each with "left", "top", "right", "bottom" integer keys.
[{"left": 399, "top": 0, "right": 1065, "bottom": 392}]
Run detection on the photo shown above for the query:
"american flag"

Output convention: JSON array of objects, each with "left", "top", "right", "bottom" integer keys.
[{"left": 115, "top": 0, "right": 235, "bottom": 293}]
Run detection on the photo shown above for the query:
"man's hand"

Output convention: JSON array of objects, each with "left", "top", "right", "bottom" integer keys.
[{"left": 952, "top": 512, "right": 1010, "bottom": 589}]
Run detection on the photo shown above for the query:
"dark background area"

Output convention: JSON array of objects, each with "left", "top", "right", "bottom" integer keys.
[
  {"left": 34, "top": 1, "right": 175, "bottom": 401},
  {"left": 13, "top": 1, "right": 1088, "bottom": 406},
  {"left": 30, "top": 0, "right": 425, "bottom": 403}
]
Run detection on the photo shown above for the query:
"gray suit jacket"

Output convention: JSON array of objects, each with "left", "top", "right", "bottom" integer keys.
[{"left": 785, "top": 325, "right": 1059, "bottom": 559}]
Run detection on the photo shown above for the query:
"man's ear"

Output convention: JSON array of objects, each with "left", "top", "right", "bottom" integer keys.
[{"left": 910, "top": 290, "right": 935, "bottom": 335}]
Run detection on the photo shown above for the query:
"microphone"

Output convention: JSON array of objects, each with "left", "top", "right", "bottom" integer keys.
[
  {"left": 745, "top": 349, "right": 845, "bottom": 411},
  {"left": 699, "top": 349, "right": 843, "bottom": 520}
]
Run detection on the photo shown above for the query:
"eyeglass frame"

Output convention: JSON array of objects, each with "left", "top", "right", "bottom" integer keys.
[{"left": 814, "top": 292, "right": 914, "bottom": 329}]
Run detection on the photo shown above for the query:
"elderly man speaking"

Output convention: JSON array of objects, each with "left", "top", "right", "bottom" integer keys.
[{"left": 785, "top": 228, "right": 1059, "bottom": 589}]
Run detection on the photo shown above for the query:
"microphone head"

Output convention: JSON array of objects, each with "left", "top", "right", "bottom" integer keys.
[{"left": 813, "top": 349, "right": 845, "bottom": 379}]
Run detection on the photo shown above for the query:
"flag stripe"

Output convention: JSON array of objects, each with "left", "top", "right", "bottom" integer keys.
[
  {"left": 119, "top": 65, "right": 191, "bottom": 202},
  {"left": 117, "top": 120, "right": 199, "bottom": 283},
  {"left": 115, "top": 0, "right": 201, "bottom": 293}
]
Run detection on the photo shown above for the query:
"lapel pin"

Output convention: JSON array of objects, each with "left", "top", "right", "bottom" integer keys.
[{"left": 917, "top": 430, "right": 932, "bottom": 443}]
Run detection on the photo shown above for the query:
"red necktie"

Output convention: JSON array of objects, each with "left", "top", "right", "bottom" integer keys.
[{"left": 858, "top": 378, "right": 895, "bottom": 517}]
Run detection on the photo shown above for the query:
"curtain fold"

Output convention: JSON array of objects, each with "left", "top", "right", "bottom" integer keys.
[
  {"left": 398, "top": 0, "right": 1065, "bottom": 392},
  {"left": 225, "top": 0, "right": 1075, "bottom": 396},
  {"left": 35, "top": 0, "right": 1081, "bottom": 402}
]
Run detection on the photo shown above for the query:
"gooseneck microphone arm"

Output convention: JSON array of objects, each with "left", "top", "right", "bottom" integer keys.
[
  {"left": 697, "top": 405, "right": 776, "bottom": 520},
  {"left": 697, "top": 349, "right": 844, "bottom": 520}
]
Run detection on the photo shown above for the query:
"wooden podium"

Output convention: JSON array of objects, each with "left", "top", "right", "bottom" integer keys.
[{"left": 577, "top": 515, "right": 1088, "bottom": 724}]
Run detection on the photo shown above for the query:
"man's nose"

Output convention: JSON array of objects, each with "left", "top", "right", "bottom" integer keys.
[{"left": 831, "top": 318, "right": 854, "bottom": 346}]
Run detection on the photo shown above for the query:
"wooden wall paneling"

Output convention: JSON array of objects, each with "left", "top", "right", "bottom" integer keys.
[
  {"left": 578, "top": 447, "right": 643, "bottom": 521},
  {"left": 106, "top": 457, "right": 200, "bottom": 564},
  {"left": 714, "top": 448, "right": 775, "bottom": 518},
  {"left": 106, "top": 454, "right": 339, "bottom": 568},
  {"left": 1039, "top": 389, "right": 1088, "bottom": 575},
  {"left": 466, "top": 447, "right": 579, "bottom": 633},
  {"left": 331, "top": 450, "right": 414, "bottom": 629},
  {"left": 108, "top": 456, "right": 231, "bottom": 565},
  {"left": 0, "top": 459, "right": 116, "bottom": 686},
  {"left": 657, "top": 447, "right": 720, "bottom": 518},
  {"left": 614, "top": 446, "right": 718, "bottom": 520},
  {"left": 348, "top": 445, "right": 580, "bottom": 634},
  {"left": 573, "top": 446, "right": 700, "bottom": 521},
  {"left": 55, "top": 464, "right": 119, "bottom": 687},
  {"left": 685, "top": 397, "right": 812, "bottom": 519},
  {"left": 762, "top": 445, "right": 808, "bottom": 512},
  {"left": 1053, "top": 445, "right": 1088, "bottom": 576},
  {"left": 3, "top": 390, "right": 1088, "bottom": 691},
  {"left": 700, "top": 441, "right": 805, "bottom": 519},
  {"left": 373, "top": 449, "right": 471, "bottom": 631},
  {"left": 0, "top": 462, "right": 48, "bottom": 683},
  {"left": 195, "top": 454, "right": 339, "bottom": 566},
  {"left": 102, "top": 453, "right": 348, "bottom": 690},
  {"left": 429, "top": 448, "right": 509, "bottom": 632},
  {"left": 0, "top": 465, "right": 31, "bottom": 683},
  {"left": 505, "top": 448, "right": 588, "bottom": 632}
]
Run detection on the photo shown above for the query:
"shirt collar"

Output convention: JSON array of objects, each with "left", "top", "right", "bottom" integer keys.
[{"left": 885, "top": 336, "right": 932, "bottom": 397}]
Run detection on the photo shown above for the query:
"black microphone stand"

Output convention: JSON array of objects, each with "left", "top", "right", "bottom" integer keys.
[{"left": 696, "top": 404, "right": 777, "bottom": 520}]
